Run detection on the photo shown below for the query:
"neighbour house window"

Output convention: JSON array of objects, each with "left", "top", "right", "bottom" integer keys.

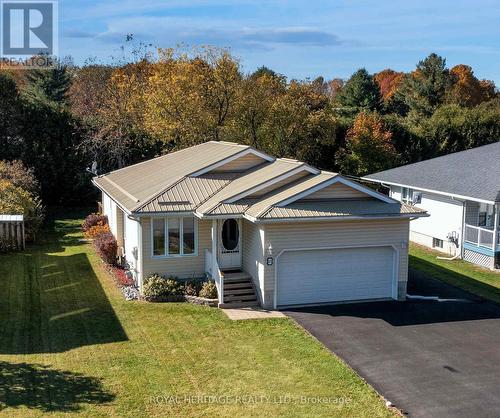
[
  {"left": 152, "top": 217, "right": 197, "bottom": 257},
  {"left": 401, "top": 187, "right": 414, "bottom": 204},
  {"left": 432, "top": 238, "right": 444, "bottom": 249},
  {"left": 478, "top": 203, "right": 495, "bottom": 228}
]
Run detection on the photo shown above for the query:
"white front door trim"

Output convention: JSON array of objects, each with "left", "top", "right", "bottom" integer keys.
[
  {"left": 273, "top": 243, "right": 400, "bottom": 309},
  {"left": 218, "top": 218, "right": 242, "bottom": 270}
]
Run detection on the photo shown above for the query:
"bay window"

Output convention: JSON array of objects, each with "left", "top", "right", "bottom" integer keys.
[{"left": 152, "top": 217, "right": 197, "bottom": 257}]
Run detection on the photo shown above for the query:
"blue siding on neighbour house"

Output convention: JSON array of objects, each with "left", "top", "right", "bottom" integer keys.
[{"left": 463, "top": 242, "right": 499, "bottom": 256}]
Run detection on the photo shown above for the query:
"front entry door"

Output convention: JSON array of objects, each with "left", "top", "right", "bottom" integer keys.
[{"left": 218, "top": 218, "right": 242, "bottom": 270}]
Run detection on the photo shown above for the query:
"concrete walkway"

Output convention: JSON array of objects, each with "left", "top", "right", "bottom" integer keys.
[{"left": 223, "top": 307, "right": 286, "bottom": 320}]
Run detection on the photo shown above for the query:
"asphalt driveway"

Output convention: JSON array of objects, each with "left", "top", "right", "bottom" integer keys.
[{"left": 286, "top": 270, "right": 500, "bottom": 417}]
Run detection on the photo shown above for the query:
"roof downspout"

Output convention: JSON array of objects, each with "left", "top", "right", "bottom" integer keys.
[{"left": 460, "top": 200, "right": 466, "bottom": 260}]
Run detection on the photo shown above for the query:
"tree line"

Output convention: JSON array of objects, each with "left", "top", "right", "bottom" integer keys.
[{"left": 1, "top": 46, "right": 499, "bottom": 207}]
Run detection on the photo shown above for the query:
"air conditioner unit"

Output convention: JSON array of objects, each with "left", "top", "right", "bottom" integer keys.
[{"left": 412, "top": 192, "right": 422, "bottom": 205}]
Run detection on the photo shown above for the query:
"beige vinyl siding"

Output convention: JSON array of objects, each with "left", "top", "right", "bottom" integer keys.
[
  {"left": 242, "top": 220, "right": 265, "bottom": 303},
  {"left": 261, "top": 219, "right": 410, "bottom": 309},
  {"left": 212, "top": 153, "right": 266, "bottom": 172},
  {"left": 247, "top": 172, "right": 311, "bottom": 198},
  {"left": 141, "top": 217, "right": 212, "bottom": 280},
  {"left": 302, "top": 182, "right": 368, "bottom": 200}
]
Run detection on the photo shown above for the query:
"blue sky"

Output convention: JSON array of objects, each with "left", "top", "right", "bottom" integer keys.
[{"left": 60, "top": 0, "right": 500, "bottom": 82}]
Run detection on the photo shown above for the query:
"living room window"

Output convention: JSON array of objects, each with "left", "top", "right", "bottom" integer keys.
[{"left": 152, "top": 217, "right": 198, "bottom": 257}]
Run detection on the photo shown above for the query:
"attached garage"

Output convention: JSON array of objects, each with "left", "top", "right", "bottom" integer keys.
[{"left": 275, "top": 246, "right": 397, "bottom": 308}]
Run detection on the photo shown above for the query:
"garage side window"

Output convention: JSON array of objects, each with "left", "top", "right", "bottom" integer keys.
[{"left": 152, "top": 217, "right": 197, "bottom": 257}]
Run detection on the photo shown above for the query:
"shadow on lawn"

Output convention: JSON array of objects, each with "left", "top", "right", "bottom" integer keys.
[
  {"left": 408, "top": 255, "right": 500, "bottom": 303},
  {"left": 0, "top": 213, "right": 128, "bottom": 354},
  {"left": 0, "top": 361, "right": 114, "bottom": 413}
]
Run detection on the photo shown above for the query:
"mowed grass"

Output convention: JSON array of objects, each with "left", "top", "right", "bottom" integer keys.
[
  {"left": 410, "top": 243, "right": 500, "bottom": 304},
  {"left": 0, "top": 211, "right": 393, "bottom": 417}
]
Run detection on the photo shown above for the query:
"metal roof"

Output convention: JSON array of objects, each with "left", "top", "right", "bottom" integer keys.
[
  {"left": 94, "top": 141, "right": 428, "bottom": 222},
  {"left": 196, "top": 159, "right": 312, "bottom": 215},
  {"left": 260, "top": 200, "right": 425, "bottom": 220},
  {"left": 365, "top": 142, "right": 500, "bottom": 203},
  {"left": 137, "top": 173, "right": 236, "bottom": 213},
  {"left": 93, "top": 141, "right": 262, "bottom": 211}
]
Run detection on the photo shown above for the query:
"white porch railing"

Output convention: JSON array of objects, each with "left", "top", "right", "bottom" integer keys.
[
  {"left": 465, "top": 224, "right": 495, "bottom": 249},
  {"left": 204, "top": 249, "right": 224, "bottom": 305}
]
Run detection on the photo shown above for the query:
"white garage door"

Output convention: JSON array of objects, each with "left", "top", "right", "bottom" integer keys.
[{"left": 277, "top": 246, "right": 395, "bottom": 307}]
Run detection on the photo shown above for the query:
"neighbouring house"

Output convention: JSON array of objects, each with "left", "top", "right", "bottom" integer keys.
[
  {"left": 365, "top": 142, "right": 500, "bottom": 270},
  {"left": 93, "top": 141, "right": 426, "bottom": 309}
]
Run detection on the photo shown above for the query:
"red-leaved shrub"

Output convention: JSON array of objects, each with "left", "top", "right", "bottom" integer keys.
[
  {"left": 114, "top": 267, "right": 135, "bottom": 287},
  {"left": 82, "top": 213, "right": 108, "bottom": 232},
  {"left": 94, "top": 231, "right": 117, "bottom": 265}
]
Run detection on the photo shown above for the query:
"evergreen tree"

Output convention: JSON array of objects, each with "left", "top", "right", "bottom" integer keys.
[
  {"left": 401, "top": 53, "right": 451, "bottom": 116},
  {"left": 336, "top": 68, "right": 381, "bottom": 112}
]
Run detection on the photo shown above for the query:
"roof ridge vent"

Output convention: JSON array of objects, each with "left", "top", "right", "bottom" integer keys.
[
  {"left": 278, "top": 157, "right": 302, "bottom": 163},
  {"left": 217, "top": 141, "right": 248, "bottom": 147}
]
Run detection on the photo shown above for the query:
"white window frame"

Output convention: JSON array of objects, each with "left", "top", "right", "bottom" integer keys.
[
  {"left": 478, "top": 203, "right": 495, "bottom": 228},
  {"left": 401, "top": 187, "right": 414, "bottom": 204},
  {"left": 151, "top": 217, "right": 198, "bottom": 259},
  {"left": 432, "top": 237, "right": 444, "bottom": 249}
]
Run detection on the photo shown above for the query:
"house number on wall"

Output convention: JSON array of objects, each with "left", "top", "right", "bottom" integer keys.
[{"left": 266, "top": 257, "right": 274, "bottom": 266}]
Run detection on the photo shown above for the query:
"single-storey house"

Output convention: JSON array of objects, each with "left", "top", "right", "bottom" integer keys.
[
  {"left": 365, "top": 142, "right": 500, "bottom": 270},
  {"left": 93, "top": 141, "right": 426, "bottom": 309}
]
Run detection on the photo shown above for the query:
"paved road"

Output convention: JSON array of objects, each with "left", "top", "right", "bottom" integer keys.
[{"left": 286, "top": 271, "right": 500, "bottom": 417}]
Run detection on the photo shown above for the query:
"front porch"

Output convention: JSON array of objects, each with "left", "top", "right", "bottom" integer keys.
[
  {"left": 464, "top": 201, "right": 500, "bottom": 269},
  {"left": 204, "top": 218, "right": 260, "bottom": 308}
]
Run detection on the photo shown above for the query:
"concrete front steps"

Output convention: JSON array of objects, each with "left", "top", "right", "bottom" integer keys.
[{"left": 219, "top": 270, "right": 259, "bottom": 309}]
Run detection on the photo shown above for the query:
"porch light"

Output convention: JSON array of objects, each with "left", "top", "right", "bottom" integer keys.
[{"left": 268, "top": 244, "right": 273, "bottom": 255}]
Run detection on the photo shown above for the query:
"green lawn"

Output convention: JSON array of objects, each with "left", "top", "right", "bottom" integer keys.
[
  {"left": 0, "top": 211, "right": 392, "bottom": 417},
  {"left": 410, "top": 243, "right": 500, "bottom": 304}
]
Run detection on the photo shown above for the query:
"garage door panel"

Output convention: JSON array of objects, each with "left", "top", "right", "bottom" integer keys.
[{"left": 277, "top": 247, "right": 395, "bottom": 307}]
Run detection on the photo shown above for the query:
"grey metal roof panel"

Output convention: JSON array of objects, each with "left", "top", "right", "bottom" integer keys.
[
  {"left": 196, "top": 159, "right": 309, "bottom": 214},
  {"left": 205, "top": 200, "right": 257, "bottom": 216},
  {"left": 365, "top": 142, "right": 500, "bottom": 202},
  {"left": 245, "top": 172, "right": 338, "bottom": 218},
  {"left": 94, "top": 141, "right": 253, "bottom": 211},
  {"left": 137, "top": 173, "right": 236, "bottom": 213},
  {"left": 260, "top": 200, "right": 426, "bottom": 219}
]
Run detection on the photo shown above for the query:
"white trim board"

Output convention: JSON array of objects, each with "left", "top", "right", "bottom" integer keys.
[{"left": 363, "top": 178, "right": 496, "bottom": 205}]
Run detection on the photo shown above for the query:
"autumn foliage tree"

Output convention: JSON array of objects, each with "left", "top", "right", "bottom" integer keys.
[
  {"left": 339, "top": 112, "right": 398, "bottom": 176},
  {"left": 446, "top": 64, "right": 496, "bottom": 107}
]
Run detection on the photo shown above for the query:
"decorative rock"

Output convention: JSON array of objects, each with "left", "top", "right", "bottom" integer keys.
[{"left": 122, "top": 286, "right": 139, "bottom": 301}]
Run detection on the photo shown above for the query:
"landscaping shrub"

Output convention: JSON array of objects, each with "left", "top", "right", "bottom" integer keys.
[
  {"left": 0, "top": 177, "right": 44, "bottom": 242},
  {"left": 82, "top": 213, "right": 108, "bottom": 232},
  {"left": 84, "top": 222, "right": 110, "bottom": 239},
  {"left": 94, "top": 231, "right": 117, "bottom": 265},
  {"left": 143, "top": 274, "right": 184, "bottom": 299},
  {"left": 114, "top": 267, "right": 135, "bottom": 287},
  {"left": 199, "top": 281, "right": 218, "bottom": 299},
  {"left": 184, "top": 280, "right": 203, "bottom": 296},
  {"left": 0, "top": 237, "right": 14, "bottom": 253}
]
